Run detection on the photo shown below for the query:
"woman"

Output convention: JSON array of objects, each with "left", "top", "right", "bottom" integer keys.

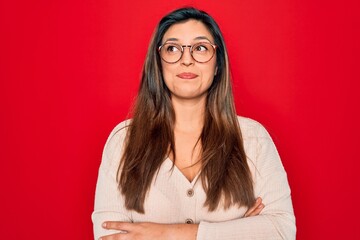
[{"left": 92, "top": 7, "right": 296, "bottom": 240}]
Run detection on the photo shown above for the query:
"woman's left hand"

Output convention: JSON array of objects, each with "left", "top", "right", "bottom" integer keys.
[
  {"left": 100, "top": 222, "right": 198, "bottom": 240},
  {"left": 244, "top": 197, "right": 265, "bottom": 217}
]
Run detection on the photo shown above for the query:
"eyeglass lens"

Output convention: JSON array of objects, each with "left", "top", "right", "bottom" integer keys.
[{"left": 159, "top": 42, "right": 215, "bottom": 63}]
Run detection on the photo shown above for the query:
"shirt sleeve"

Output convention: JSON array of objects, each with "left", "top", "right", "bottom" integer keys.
[
  {"left": 91, "top": 121, "right": 132, "bottom": 240},
  {"left": 196, "top": 122, "right": 296, "bottom": 240}
]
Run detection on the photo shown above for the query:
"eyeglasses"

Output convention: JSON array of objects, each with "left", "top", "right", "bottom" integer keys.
[{"left": 158, "top": 42, "right": 217, "bottom": 64}]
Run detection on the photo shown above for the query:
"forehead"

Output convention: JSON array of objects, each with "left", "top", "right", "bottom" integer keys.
[{"left": 162, "top": 19, "right": 214, "bottom": 43}]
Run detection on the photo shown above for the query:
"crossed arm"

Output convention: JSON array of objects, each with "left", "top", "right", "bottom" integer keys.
[
  {"left": 92, "top": 120, "right": 296, "bottom": 240},
  {"left": 98, "top": 198, "right": 264, "bottom": 240}
]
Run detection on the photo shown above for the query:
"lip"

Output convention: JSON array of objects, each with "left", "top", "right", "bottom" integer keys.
[{"left": 176, "top": 72, "right": 199, "bottom": 79}]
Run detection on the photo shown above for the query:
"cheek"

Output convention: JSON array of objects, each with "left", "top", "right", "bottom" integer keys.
[
  {"left": 203, "top": 62, "right": 217, "bottom": 83},
  {"left": 161, "top": 64, "right": 174, "bottom": 83}
]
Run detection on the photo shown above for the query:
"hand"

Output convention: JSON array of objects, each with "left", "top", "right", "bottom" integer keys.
[
  {"left": 244, "top": 197, "right": 265, "bottom": 217},
  {"left": 99, "top": 222, "right": 198, "bottom": 240}
]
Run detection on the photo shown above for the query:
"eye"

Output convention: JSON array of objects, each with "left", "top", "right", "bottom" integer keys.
[
  {"left": 194, "top": 44, "right": 209, "bottom": 52},
  {"left": 165, "top": 44, "right": 181, "bottom": 53}
]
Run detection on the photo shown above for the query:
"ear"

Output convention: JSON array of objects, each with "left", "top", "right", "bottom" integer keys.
[{"left": 214, "top": 66, "right": 218, "bottom": 76}]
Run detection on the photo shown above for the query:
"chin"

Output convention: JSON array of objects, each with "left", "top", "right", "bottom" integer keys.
[{"left": 172, "top": 91, "right": 207, "bottom": 100}]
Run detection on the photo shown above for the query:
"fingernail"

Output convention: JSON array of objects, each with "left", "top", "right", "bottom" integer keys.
[
  {"left": 256, "top": 198, "right": 261, "bottom": 203},
  {"left": 102, "top": 222, "right": 107, "bottom": 228}
]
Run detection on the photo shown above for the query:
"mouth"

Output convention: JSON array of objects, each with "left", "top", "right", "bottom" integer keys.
[{"left": 176, "top": 72, "right": 199, "bottom": 79}]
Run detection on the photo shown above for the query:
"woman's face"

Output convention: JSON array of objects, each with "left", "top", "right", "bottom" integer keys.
[{"left": 160, "top": 20, "right": 217, "bottom": 101}]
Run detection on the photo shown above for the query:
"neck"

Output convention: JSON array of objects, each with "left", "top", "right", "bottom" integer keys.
[{"left": 171, "top": 95, "right": 206, "bottom": 132}]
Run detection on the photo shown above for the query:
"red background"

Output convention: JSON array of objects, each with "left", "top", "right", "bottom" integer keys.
[{"left": 1, "top": 0, "right": 359, "bottom": 239}]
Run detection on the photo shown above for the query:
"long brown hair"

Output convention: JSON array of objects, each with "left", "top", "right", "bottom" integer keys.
[{"left": 118, "top": 7, "right": 255, "bottom": 213}]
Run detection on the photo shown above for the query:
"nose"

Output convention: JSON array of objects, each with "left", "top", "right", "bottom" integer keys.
[{"left": 180, "top": 46, "right": 194, "bottom": 66}]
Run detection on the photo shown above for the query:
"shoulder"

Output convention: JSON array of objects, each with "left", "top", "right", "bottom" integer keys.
[
  {"left": 237, "top": 116, "right": 271, "bottom": 140},
  {"left": 237, "top": 116, "right": 285, "bottom": 176},
  {"left": 101, "top": 119, "right": 131, "bottom": 168},
  {"left": 108, "top": 119, "right": 131, "bottom": 138},
  {"left": 105, "top": 119, "right": 131, "bottom": 147}
]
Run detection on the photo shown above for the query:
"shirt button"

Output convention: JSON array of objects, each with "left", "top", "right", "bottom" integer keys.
[
  {"left": 185, "top": 218, "right": 194, "bottom": 224},
  {"left": 186, "top": 189, "right": 194, "bottom": 197}
]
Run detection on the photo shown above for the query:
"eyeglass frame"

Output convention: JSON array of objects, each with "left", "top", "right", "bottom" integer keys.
[{"left": 157, "top": 42, "right": 218, "bottom": 64}]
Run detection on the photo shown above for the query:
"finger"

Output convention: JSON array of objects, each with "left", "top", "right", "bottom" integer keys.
[
  {"left": 102, "top": 221, "right": 131, "bottom": 232},
  {"left": 99, "top": 232, "right": 128, "bottom": 240},
  {"left": 244, "top": 197, "right": 261, "bottom": 217},
  {"left": 247, "top": 203, "right": 265, "bottom": 217},
  {"left": 244, "top": 197, "right": 262, "bottom": 217}
]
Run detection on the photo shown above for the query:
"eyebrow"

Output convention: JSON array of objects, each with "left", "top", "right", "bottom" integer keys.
[{"left": 163, "top": 36, "right": 212, "bottom": 43}]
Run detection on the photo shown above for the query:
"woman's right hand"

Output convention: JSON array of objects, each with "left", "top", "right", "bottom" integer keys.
[{"left": 244, "top": 197, "right": 264, "bottom": 217}]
